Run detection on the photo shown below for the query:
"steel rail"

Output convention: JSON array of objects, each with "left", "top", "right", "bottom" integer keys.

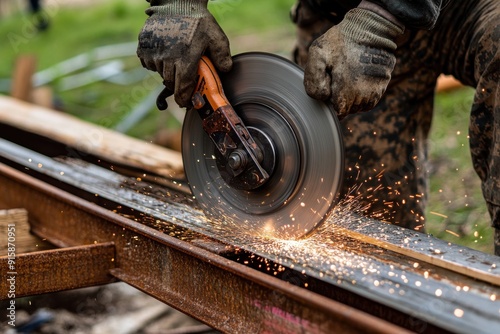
[
  {"left": 1, "top": 134, "right": 500, "bottom": 333},
  {"left": 0, "top": 162, "right": 407, "bottom": 334}
]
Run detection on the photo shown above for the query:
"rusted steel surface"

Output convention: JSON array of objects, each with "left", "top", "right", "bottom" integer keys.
[
  {"left": 2, "top": 137, "right": 500, "bottom": 332},
  {"left": 0, "top": 163, "right": 406, "bottom": 334},
  {"left": 2, "top": 134, "right": 500, "bottom": 333},
  {"left": 1, "top": 243, "right": 116, "bottom": 299},
  {"left": 333, "top": 216, "right": 500, "bottom": 286}
]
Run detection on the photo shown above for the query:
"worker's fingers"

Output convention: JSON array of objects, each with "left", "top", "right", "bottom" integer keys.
[
  {"left": 207, "top": 32, "right": 233, "bottom": 73},
  {"left": 138, "top": 56, "right": 159, "bottom": 73},
  {"left": 304, "top": 46, "right": 331, "bottom": 101},
  {"left": 329, "top": 79, "right": 350, "bottom": 116},
  {"left": 138, "top": 58, "right": 149, "bottom": 70},
  {"left": 160, "top": 60, "right": 176, "bottom": 90},
  {"left": 174, "top": 58, "right": 200, "bottom": 108},
  {"left": 207, "top": 45, "right": 233, "bottom": 73},
  {"left": 328, "top": 61, "right": 354, "bottom": 116}
]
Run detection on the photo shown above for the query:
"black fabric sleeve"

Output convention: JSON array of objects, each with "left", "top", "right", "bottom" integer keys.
[
  {"left": 303, "top": 0, "right": 448, "bottom": 30},
  {"left": 368, "top": 0, "right": 446, "bottom": 29}
]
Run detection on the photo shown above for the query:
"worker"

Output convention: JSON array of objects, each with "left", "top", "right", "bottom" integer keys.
[
  {"left": 27, "top": 0, "right": 49, "bottom": 31},
  {"left": 137, "top": 0, "right": 500, "bottom": 255}
]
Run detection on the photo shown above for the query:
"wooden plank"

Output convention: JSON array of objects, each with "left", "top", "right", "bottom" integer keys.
[
  {"left": 10, "top": 55, "right": 36, "bottom": 102},
  {"left": 0, "top": 208, "right": 53, "bottom": 254},
  {"left": 436, "top": 74, "right": 463, "bottom": 92},
  {"left": 32, "top": 86, "right": 54, "bottom": 109},
  {"left": 0, "top": 95, "right": 184, "bottom": 179}
]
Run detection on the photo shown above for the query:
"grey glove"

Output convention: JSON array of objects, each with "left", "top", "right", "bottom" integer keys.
[
  {"left": 137, "top": 0, "right": 232, "bottom": 108},
  {"left": 304, "top": 3, "right": 404, "bottom": 117}
]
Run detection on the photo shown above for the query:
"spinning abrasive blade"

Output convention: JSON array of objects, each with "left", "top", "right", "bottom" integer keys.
[{"left": 182, "top": 53, "right": 344, "bottom": 239}]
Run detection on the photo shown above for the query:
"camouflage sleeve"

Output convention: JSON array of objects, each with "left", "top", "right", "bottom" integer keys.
[{"left": 369, "top": 0, "right": 449, "bottom": 29}]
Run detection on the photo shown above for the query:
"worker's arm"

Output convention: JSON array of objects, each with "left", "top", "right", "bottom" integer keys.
[
  {"left": 137, "top": 0, "right": 232, "bottom": 108},
  {"left": 303, "top": 0, "right": 448, "bottom": 29},
  {"left": 303, "top": 0, "right": 447, "bottom": 117},
  {"left": 368, "top": 0, "right": 448, "bottom": 30}
]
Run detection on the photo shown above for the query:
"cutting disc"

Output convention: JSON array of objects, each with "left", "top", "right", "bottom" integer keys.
[{"left": 182, "top": 52, "right": 344, "bottom": 239}]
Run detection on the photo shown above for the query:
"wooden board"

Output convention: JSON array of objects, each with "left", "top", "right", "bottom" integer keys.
[
  {"left": 437, "top": 74, "right": 463, "bottom": 92},
  {"left": 10, "top": 56, "right": 36, "bottom": 102},
  {"left": 0, "top": 95, "right": 184, "bottom": 179},
  {"left": 0, "top": 208, "right": 53, "bottom": 254}
]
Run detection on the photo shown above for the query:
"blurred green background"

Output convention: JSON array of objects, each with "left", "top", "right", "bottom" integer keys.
[{"left": 0, "top": 0, "right": 491, "bottom": 253}]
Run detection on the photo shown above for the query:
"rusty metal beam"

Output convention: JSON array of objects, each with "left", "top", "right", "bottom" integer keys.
[
  {"left": 0, "top": 243, "right": 116, "bottom": 299},
  {"left": 2, "top": 137, "right": 500, "bottom": 333},
  {"left": 0, "top": 163, "right": 407, "bottom": 334}
]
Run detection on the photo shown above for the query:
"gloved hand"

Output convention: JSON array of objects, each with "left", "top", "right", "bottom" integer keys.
[
  {"left": 137, "top": 0, "right": 232, "bottom": 108},
  {"left": 304, "top": 2, "right": 404, "bottom": 117}
]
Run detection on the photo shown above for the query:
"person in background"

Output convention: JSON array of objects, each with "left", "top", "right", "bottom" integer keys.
[
  {"left": 28, "top": 0, "right": 49, "bottom": 31},
  {"left": 137, "top": 0, "right": 500, "bottom": 255}
]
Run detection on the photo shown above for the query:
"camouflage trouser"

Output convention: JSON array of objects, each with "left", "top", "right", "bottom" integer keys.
[
  {"left": 291, "top": 0, "right": 500, "bottom": 254},
  {"left": 496, "top": 229, "right": 500, "bottom": 256}
]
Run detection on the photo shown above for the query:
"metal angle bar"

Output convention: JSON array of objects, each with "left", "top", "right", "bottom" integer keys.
[
  {"left": 0, "top": 243, "right": 116, "bottom": 299},
  {"left": 0, "top": 163, "right": 405, "bottom": 334},
  {"left": 333, "top": 216, "right": 500, "bottom": 285}
]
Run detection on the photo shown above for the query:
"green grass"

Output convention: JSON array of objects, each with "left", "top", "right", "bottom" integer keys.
[
  {"left": 0, "top": 0, "right": 295, "bottom": 133},
  {"left": 210, "top": 0, "right": 295, "bottom": 34},
  {"left": 0, "top": 0, "right": 494, "bottom": 253},
  {"left": 0, "top": 0, "right": 294, "bottom": 75},
  {"left": 0, "top": 2, "right": 147, "bottom": 73},
  {"left": 426, "top": 87, "right": 493, "bottom": 253},
  {"left": 0, "top": 1, "right": 152, "bottom": 129}
]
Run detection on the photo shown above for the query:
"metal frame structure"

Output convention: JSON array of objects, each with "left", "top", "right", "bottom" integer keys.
[{"left": 1, "top": 118, "right": 500, "bottom": 333}]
